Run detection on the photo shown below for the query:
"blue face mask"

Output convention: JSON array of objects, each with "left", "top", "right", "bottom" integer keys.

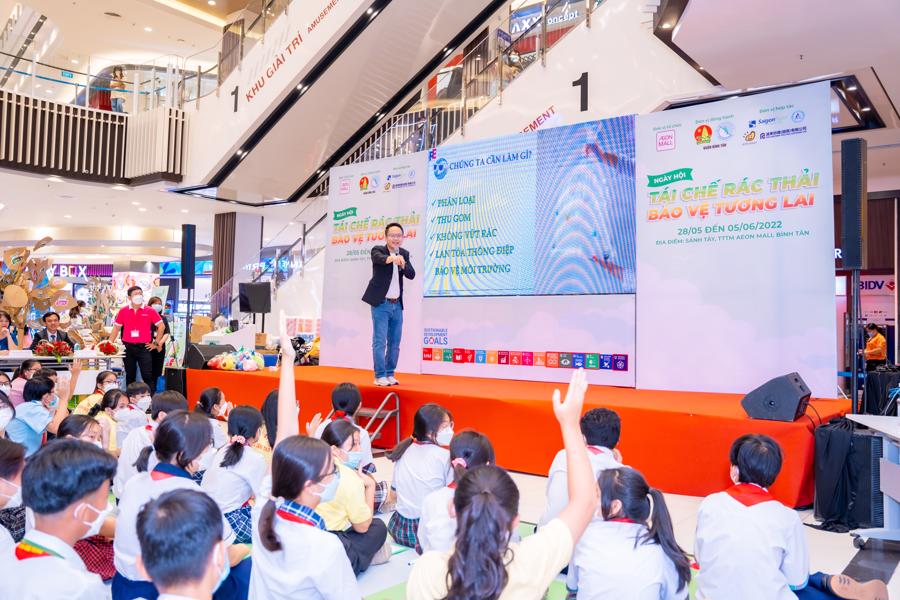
[
  {"left": 345, "top": 451, "right": 365, "bottom": 470},
  {"left": 315, "top": 470, "right": 341, "bottom": 503},
  {"left": 215, "top": 544, "right": 230, "bottom": 592}
]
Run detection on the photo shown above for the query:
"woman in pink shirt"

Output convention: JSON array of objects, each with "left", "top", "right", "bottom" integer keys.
[{"left": 9, "top": 359, "right": 40, "bottom": 407}]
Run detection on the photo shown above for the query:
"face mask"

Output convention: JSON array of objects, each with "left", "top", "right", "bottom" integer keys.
[
  {"left": 102, "top": 382, "right": 118, "bottom": 393},
  {"left": 49, "top": 394, "right": 60, "bottom": 410},
  {"left": 131, "top": 295, "right": 144, "bottom": 305},
  {"left": 0, "top": 479, "right": 21, "bottom": 509},
  {"left": 136, "top": 396, "right": 151, "bottom": 411},
  {"left": 92, "top": 440, "right": 103, "bottom": 449},
  {"left": 314, "top": 471, "right": 340, "bottom": 503},
  {"left": 0, "top": 384, "right": 10, "bottom": 396},
  {"left": 74, "top": 502, "right": 107, "bottom": 536},
  {"left": 216, "top": 402, "right": 231, "bottom": 417},
  {"left": 436, "top": 426, "right": 454, "bottom": 447},
  {"left": 151, "top": 303, "right": 163, "bottom": 313},
  {"left": 345, "top": 450, "right": 365, "bottom": 470},
  {"left": 214, "top": 543, "right": 231, "bottom": 592},
  {"left": 0, "top": 407, "right": 12, "bottom": 431},
  {"left": 113, "top": 408, "right": 130, "bottom": 422}
]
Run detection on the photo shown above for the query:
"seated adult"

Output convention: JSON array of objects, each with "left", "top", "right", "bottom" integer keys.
[
  {"left": 29, "top": 311, "right": 73, "bottom": 350},
  {"left": 0, "top": 310, "right": 20, "bottom": 351}
]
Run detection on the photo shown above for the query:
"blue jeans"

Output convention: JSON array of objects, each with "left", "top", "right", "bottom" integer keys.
[
  {"left": 371, "top": 300, "right": 403, "bottom": 379},
  {"left": 794, "top": 572, "right": 841, "bottom": 599}
]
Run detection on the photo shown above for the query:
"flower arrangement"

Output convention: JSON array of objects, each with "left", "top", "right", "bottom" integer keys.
[
  {"left": 33, "top": 340, "right": 73, "bottom": 363},
  {"left": 95, "top": 340, "right": 120, "bottom": 356},
  {"left": 206, "top": 347, "right": 265, "bottom": 372}
]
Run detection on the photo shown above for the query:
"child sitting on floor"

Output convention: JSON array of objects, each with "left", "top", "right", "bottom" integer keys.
[{"left": 695, "top": 434, "right": 887, "bottom": 600}]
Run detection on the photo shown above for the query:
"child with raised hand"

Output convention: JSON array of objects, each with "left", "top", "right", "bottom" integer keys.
[
  {"left": 114, "top": 390, "right": 188, "bottom": 499},
  {"left": 695, "top": 434, "right": 887, "bottom": 600},
  {"left": 407, "top": 369, "right": 597, "bottom": 600},
  {"left": 0, "top": 439, "right": 116, "bottom": 599},
  {"left": 540, "top": 407, "right": 623, "bottom": 527},
  {"left": 318, "top": 419, "right": 390, "bottom": 574},
  {"left": 418, "top": 430, "right": 494, "bottom": 554},
  {"left": 6, "top": 375, "right": 70, "bottom": 456},
  {"left": 136, "top": 489, "right": 231, "bottom": 600},
  {"left": 202, "top": 405, "right": 268, "bottom": 544},
  {"left": 387, "top": 403, "right": 454, "bottom": 550},
  {"left": 569, "top": 466, "right": 690, "bottom": 599}
]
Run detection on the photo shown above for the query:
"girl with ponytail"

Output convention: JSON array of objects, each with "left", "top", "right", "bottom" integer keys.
[
  {"left": 408, "top": 370, "right": 597, "bottom": 600},
  {"left": 569, "top": 467, "right": 691, "bottom": 599},
  {"left": 387, "top": 402, "right": 454, "bottom": 549},
  {"left": 88, "top": 389, "right": 128, "bottom": 453},
  {"left": 201, "top": 405, "right": 266, "bottom": 544},
  {"left": 249, "top": 435, "right": 361, "bottom": 599},
  {"left": 418, "top": 430, "right": 494, "bottom": 553},
  {"left": 113, "top": 410, "right": 251, "bottom": 600}
]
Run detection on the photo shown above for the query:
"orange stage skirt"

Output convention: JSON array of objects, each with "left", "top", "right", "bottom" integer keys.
[{"left": 186, "top": 366, "right": 849, "bottom": 507}]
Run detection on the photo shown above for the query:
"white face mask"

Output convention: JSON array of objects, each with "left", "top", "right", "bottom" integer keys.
[
  {"left": 75, "top": 502, "right": 110, "bottom": 538},
  {"left": 102, "top": 382, "right": 118, "bottom": 393},
  {"left": 151, "top": 303, "right": 163, "bottom": 313},
  {"left": 0, "top": 384, "right": 10, "bottom": 396},
  {"left": 113, "top": 407, "right": 130, "bottom": 422},
  {"left": 0, "top": 407, "right": 12, "bottom": 432},
  {"left": 0, "top": 478, "right": 21, "bottom": 509},
  {"left": 131, "top": 294, "right": 144, "bottom": 305},
  {"left": 436, "top": 426, "right": 454, "bottom": 447},
  {"left": 136, "top": 396, "right": 151, "bottom": 411}
]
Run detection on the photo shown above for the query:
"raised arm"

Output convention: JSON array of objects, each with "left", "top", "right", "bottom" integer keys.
[
  {"left": 553, "top": 369, "right": 597, "bottom": 543},
  {"left": 274, "top": 310, "right": 299, "bottom": 447},
  {"left": 402, "top": 251, "right": 415, "bottom": 280}
]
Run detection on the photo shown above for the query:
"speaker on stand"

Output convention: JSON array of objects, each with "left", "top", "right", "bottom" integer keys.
[
  {"left": 841, "top": 138, "right": 867, "bottom": 412},
  {"left": 181, "top": 224, "right": 197, "bottom": 361}
]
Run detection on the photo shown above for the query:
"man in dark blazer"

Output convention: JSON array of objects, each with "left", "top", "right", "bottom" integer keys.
[
  {"left": 29, "top": 311, "right": 72, "bottom": 350},
  {"left": 362, "top": 222, "right": 415, "bottom": 386}
]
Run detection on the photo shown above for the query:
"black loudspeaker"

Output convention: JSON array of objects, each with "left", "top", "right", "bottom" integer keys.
[
  {"left": 165, "top": 367, "right": 187, "bottom": 395},
  {"left": 181, "top": 224, "right": 197, "bottom": 290},
  {"left": 849, "top": 430, "right": 884, "bottom": 529},
  {"left": 238, "top": 282, "right": 272, "bottom": 313},
  {"left": 184, "top": 343, "right": 235, "bottom": 369},
  {"left": 741, "top": 372, "right": 811, "bottom": 422},
  {"left": 840, "top": 138, "right": 867, "bottom": 270}
]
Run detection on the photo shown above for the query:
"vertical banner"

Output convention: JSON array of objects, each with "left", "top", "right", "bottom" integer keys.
[
  {"left": 320, "top": 153, "right": 427, "bottom": 373},
  {"left": 635, "top": 82, "right": 836, "bottom": 396}
]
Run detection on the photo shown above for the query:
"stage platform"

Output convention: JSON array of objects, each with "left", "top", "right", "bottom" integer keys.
[{"left": 186, "top": 366, "right": 849, "bottom": 508}]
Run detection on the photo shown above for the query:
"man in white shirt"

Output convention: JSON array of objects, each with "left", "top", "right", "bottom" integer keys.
[
  {"left": 696, "top": 434, "right": 887, "bottom": 600},
  {"left": 0, "top": 439, "right": 116, "bottom": 600},
  {"left": 114, "top": 390, "right": 187, "bottom": 498},
  {"left": 361, "top": 222, "right": 415, "bottom": 387},
  {"left": 136, "top": 489, "right": 230, "bottom": 600},
  {"left": 540, "top": 407, "right": 623, "bottom": 527}
]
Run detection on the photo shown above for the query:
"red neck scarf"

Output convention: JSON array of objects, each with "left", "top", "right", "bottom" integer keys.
[{"left": 726, "top": 483, "right": 775, "bottom": 507}]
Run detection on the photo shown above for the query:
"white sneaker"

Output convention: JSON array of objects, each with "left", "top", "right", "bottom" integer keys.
[
  {"left": 387, "top": 376, "right": 400, "bottom": 386},
  {"left": 374, "top": 377, "right": 390, "bottom": 386}
]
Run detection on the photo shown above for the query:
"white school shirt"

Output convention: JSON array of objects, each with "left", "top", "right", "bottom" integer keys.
[
  {"left": 0, "top": 522, "right": 13, "bottom": 554},
  {"left": 386, "top": 251, "right": 400, "bottom": 299},
  {"left": 0, "top": 528, "right": 110, "bottom": 599},
  {"left": 209, "top": 417, "right": 229, "bottom": 449},
  {"left": 114, "top": 424, "right": 156, "bottom": 499},
  {"left": 392, "top": 442, "right": 451, "bottom": 519},
  {"left": 314, "top": 418, "right": 374, "bottom": 467},
  {"left": 114, "top": 470, "right": 235, "bottom": 582},
  {"left": 571, "top": 519, "right": 687, "bottom": 600},
  {"left": 695, "top": 489, "right": 808, "bottom": 600},
  {"left": 539, "top": 446, "right": 623, "bottom": 526},
  {"left": 249, "top": 505, "right": 360, "bottom": 600},
  {"left": 202, "top": 444, "right": 268, "bottom": 513},
  {"left": 116, "top": 404, "right": 150, "bottom": 448},
  {"left": 418, "top": 485, "right": 456, "bottom": 553}
]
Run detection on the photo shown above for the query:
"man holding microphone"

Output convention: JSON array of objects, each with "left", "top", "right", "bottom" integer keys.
[
  {"left": 109, "top": 286, "right": 165, "bottom": 385},
  {"left": 362, "top": 222, "right": 415, "bottom": 386}
]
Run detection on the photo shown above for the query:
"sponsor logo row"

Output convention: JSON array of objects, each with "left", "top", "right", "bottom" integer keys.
[{"left": 422, "top": 348, "right": 629, "bottom": 371}]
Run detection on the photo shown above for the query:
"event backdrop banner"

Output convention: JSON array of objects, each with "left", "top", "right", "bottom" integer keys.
[
  {"left": 421, "top": 118, "right": 637, "bottom": 385},
  {"left": 319, "top": 153, "right": 427, "bottom": 373},
  {"left": 635, "top": 82, "right": 836, "bottom": 396}
]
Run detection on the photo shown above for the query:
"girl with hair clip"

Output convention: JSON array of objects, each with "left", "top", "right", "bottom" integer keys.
[
  {"left": 318, "top": 419, "right": 390, "bottom": 574},
  {"left": 195, "top": 386, "right": 231, "bottom": 450},
  {"left": 202, "top": 405, "right": 267, "bottom": 544},
  {"left": 88, "top": 388, "right": 129, "bottom": 454},
  {"left": 387, "top": 402, "right": 454, "bottom": 549},
  {"left": 568, "top": 467, "right": 691, "bottom": 599},
  {"left": 113, "top": 409, "right": 251, "bottom": 600},
  {"left": 74, "top": 370, "right": 119, "bottom": 415},
  {"left": 408, "top": 370, "right": 598, "bottom": 600},
  {"left": 418, "top": 430, "right": 495, "bottom": 553}
]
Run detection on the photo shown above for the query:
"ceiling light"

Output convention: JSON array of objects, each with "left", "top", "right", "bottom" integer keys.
[
  {"left": 63, "top": 214, "right": 72, "bottom": 218},
  {"left": 289, "top": 221, "right": 295, "bottom": 225},
  {"left": 208, "top": 0, "right": 216, "bottom": 4},
  {"left": 131, "top": 201, "right": 140, "bottom": 205},
  {"left": 144, "top": 26, "right": 153, "bottom": 32},
  {"left": 698, "top": 66, "right": 704, "bottom": 70},
  {"left": 0, "top": 203, "right": 6, "bottom": 211},
  {"left": 45, "top": 89, "right": 51, "bottom": 93},
  {"left": 661, "top": 22, "right": 673, "bottom": 29},
  {"left": 847, "top": 85, "right": 858, "bottom": 91},
  {"left": 138, "top": 207, "right": 148, "bottom": 212},
  {"left": 180, "top": 209, "right": 189, "bottom": 213},
  {"left": 861, "top": 106, "right": 871, "bottom": 112},
  {"left": 366, "top": 7, "right": 373, "bottom": 14}
]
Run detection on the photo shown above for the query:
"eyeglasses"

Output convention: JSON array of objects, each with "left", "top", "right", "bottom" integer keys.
[{"left": 318, "top": 464, "right": 340, "bottom": 482}]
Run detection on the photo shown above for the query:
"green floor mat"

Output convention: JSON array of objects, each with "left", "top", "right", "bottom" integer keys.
[
  {"left": 518, "top": 520, "right": 537, "bottom": 539},
  {"left": 365, "top": 582, "right": 406, "bottom": 600}
]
